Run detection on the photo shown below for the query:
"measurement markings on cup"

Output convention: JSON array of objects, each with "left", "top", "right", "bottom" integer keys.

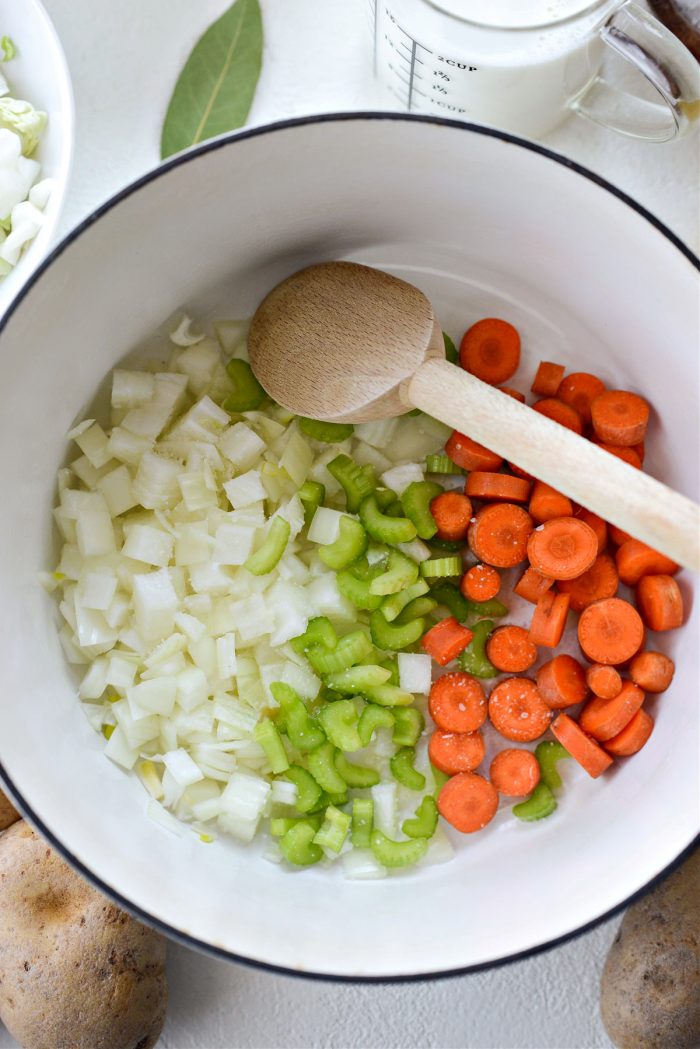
[{"left": 381, "top": 7, "right": 432, "bottom": 110}]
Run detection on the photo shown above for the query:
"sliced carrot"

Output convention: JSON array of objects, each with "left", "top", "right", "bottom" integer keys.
[
  {"left": 604, "top": 708, "right": 654, "bottom": 757},
  {"left": 608, "top": 523, "right": 633, "bottom": 547},
  {"left": 437, "top": 771, "right": 499, "bottom": 833},
  {"left": 556, "top": 372, "right": 606, "bottom": 425},
  {"left": 428, "top": 672, "right": 487, "bottom": 733},
  {"left": 579, "top": 681, "right": 645, "bottom": 741},
  {"left": 536, "top": 654, "right": 588, "bottom": 709},
  {"left": 591, "top": 389, "right": 650, "bottom": 447},
  {"left": 489, "top": 749, "right": 541, "bottom": 797},
  {"left": 430, "top": 491, "right": 473, "bottom": 542},
  {"left": 577, "top": 597, "right": 645, "bottom": 665},
  {"left": 421, "top": 617, "right": 474, "bottom": 666},
  {"left": 499, "top": 386, "right": 526, "bottom": 403},
  {"left": 532, "top": 398, "right": 584, "bottom": 435},
  {"left": 467, "top": 503, "right": 533, "bottom": 568},
  {"left": 527, "top": 516, "right": 599, "bottom": 580},
  {"left": 629, "top": 650, "right": 675, "bottom": 693},
  {"left": 586, "top": 664, "right": 622, "bottom": 700},
  {"left": 459, "top": 318, "right": 521, "bottom": 386},
  {"left": 486, "top": 626, "right": 538, "bottom": 673},
  {"left": 445, "top": 431, "right": 503, "bottom": 472},
  {"left": 531, "top": 361, "right": 565, "bottom": 397},
  {"left": 574, "top": 508, "right": 607, "bottom": 555},
  {"left": 508, "top": 461, "right": 534, "bottom": 481},
  {"left": 429, "top": 729, "right": 485, "bottom": 775},
  {"left": 632, "top": 442, "right": 645, "bottom": 465},
  {"left": 528, "top": 590, "right": 571, "bottom": 648},
  {"left": 636, "top": 575, "right": 684, "bottom": 632},
  {"left": 488, "top": 677, "right": 552, "bottom": 742},
  {"left": 615, "top": 539, "right": 680, "bottom": 587},
  {"left": 551, "top": 713, "right": 613, "bottom": 778},
  {"left": 514, "top": 566, "right": 554, "bottom": 604},
  {"left": 529, "top": 481, "right": 573, "bottom": 523},
  {"left": 558, "top": 553, "right": 619, "bottom": 612},
  {"left": 593, "top": 441, "right": 642, "bottom": 469},
  {"left": 460, "top": 563, "right": 501, "bottom": 602},
  {"left": 465, "top": 471, "right": 532, "bottom": 503}
]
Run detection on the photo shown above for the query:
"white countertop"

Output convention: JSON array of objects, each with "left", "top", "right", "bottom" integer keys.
[{"left": 2, "top": 2, "right": 697, "bottom": 1047}]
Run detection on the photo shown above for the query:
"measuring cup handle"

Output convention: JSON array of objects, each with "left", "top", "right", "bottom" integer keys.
[{"left": 571, "top": 0, "right": 700, "bottom": 141}]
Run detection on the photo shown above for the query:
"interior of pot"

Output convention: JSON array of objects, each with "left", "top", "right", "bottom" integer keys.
[{"left": 0, "top": 116, "right": 697, "bottom": 978}]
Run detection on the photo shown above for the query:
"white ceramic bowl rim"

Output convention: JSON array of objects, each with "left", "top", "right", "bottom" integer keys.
[{"left": 0, "top": 112, "right": 698, "bottom": 983}]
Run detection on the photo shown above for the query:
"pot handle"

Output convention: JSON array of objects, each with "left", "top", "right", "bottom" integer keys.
[{"left": 571, "top": 1, "right": 700, "bottom": 141}]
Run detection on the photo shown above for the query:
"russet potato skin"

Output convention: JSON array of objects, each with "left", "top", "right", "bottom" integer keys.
[
  {"left": 601, "top": 848, "right": 700, "bottom": 1049},
  {"left": 0, "top": 821, "right": 167, "bottom": 1049},
  {"left": 0, "top": 788, "right": 19, "bottom": 831}
]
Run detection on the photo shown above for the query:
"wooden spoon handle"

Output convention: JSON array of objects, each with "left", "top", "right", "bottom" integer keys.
[{"left": 407, "top": 358, "right": 700, "bottom": 572}]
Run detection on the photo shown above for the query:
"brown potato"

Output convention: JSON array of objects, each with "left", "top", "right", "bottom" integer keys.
[
  {"left": 0, "top": 787, "right": 19, "bottom": 830},
  {"left": 601, "top": 848, "right": 700, "bottom": 1049},
  {"left": 0, "top": 821, "right": 167, "bottom": 1049}
]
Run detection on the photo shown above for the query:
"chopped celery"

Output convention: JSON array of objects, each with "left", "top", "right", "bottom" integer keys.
[
  {"left": 328, "top": 454, "right": 376, "bottom": 513},
  {"left": 335, "top": 752, "right": 380, "bottom": 788},
  {"left": 309, "top": 789, "right": 348, "bottom": 813},
  {"left": 535, "top": 741, "right": 570, "bottom": 792},
  {"left": 420, "top": 556, "right": 463, "bottom": 579},
  {"left": 380, "top": 578, "right": 429, "bottom": 622},
  {"left": 359, "top": 495, "right": 417, "bottom": 545},
  {"left": 392, "top": 707, "right": 425, "bottom": 747},
  {"left": 363, "top": 683, "right": 414, "bottom": 707},
  {"left": 426, "top": 454, "right": 462, "bottom": 475},
  {"left": 271, "top": 814, "right": 322, "bottom": 837},
  {"left": 291, "top": 616, "right": 337, "bottom": 654},
  {"left": 283, "top": 766, "right": 323, "bottom": 813},
  {"left": 429, "top": 536, "right": 464, "bottom": 553},
  {"left": 336, "top": 558, "right": 384, "bottom": 611},
  {"left": 306, "top": 631, "right": 374, "bottom": 675},
  {"left": 396, "top": 596, "right": 438, "bottom": 623},
  {"left": 379, "top": 658, "right": 400, "bottom": 686},
  {"left": 280, "top": 821, "right": 323, "bottom": 866},
  {"left": 307, "top": 742, "right": 347, "bottom": 794},
  {"left": 464, "top": 597, "right": 509, "bottom": 619},
  {"left": 358, "top": 705, "right": 394, "bottom": 747},
  {"left": 432, "top": 764, "right": 450, "bottom": 794},
  {"left": 457, "top": 619, "right": 497, "bottom": 679},
  {"left": 401, "top": 480, "right": 442, "bottom": 540},
  {"left": 319, "top": 699, "right": 362, "bottom": 751},
  {"left": 443, "top": 331, "right": 458, "bottom": 364},
  {"left": 271, "top": 683, "right": 326, "bottom": 752},
  {"left": 513, "top": 782, "right": 557, "bottom": 822},
  {"left": 369, "top": 549, "right": 419, "bottom": 597},
  {"left": 224, "top": 359, "right": 265, "bottom": 412},
  {"left": 374, "top": 488, "right": 397, "bottom": 511},
  {"left": 402, "top": 795, "right": 438, "bottom": 839},
  {"left": 325, "top": 664, "right": 391, "bottom": 694},
  {"left": 299, "top": 418, "right": 354, "bottom": 443},
  {"left": 102, "top": 723, "right": 115, "bottom": 740},
  {"left": 430, "top": 582, "right": 470, "bottom": 621},
  {"left": 390, "top": 746, "right": 426, "bottom": 791},
  {"left": 370, "top": 830, "right": 428, "bottom": 868},
  {"left": 370, "top": 609, "right": 425, "bottom": 652},
  {"left": 318, "top": 516, "right": 367, "bottom": 570},
  {"left": 314, "top": 805, "right": 351, "bottom": 852},
  {"left": 384, "top": 499, "right": 405, "bottom": 517},
  {"left": 352, "top": 798, "right": 374, "bottom": 848},
  {"left": 297, "top": 480, "right": 325, "bottom": 527},
  {"left": 254, "top": 718, "right": 289, "bottom": 774},
  {"left": 244, "top": 517, "right": 290, "bottom": 575}
]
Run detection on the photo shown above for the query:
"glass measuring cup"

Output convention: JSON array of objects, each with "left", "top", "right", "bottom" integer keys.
[{"left": 370, "top": 0, "right": 700, "bottom": 139}]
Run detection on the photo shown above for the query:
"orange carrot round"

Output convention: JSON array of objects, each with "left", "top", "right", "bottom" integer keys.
[
  {"left": 428, "top": 672, "right": 487, "bottom": 733},
  {"left": 577, "top": 597, "right": 645, "bottom": 665},
  {"left": 531, "top": 361, "right": 565, "bottom": 397},
  {"left": 429, "top": 729, "right": 485, "bottom": 775},
  {"left": 486, "top": 626, "right": 538, "bottom": 673},
  {"left": 629, "top": 651, "right": 675, "bottom": 693},
  {"left": 636, "top": 575, "right": 684, "bottom": 632},
  {"left": 508, "top": 461, "right": 534, "bottom": 481},
  {"left": 579, "top": 681, "right": 645, "bottom": 741},
  {"left": 459, "top": 318, "right": 521, "bottom": 386},
  {"left": 488, "top": 677, "right": 552, "bottom": 742},
  {"left": 551, "top": 713, "right": 613, "bottom": 778},
  {"left": 528, "top": 590, "right": 571, "bottom": 648},
  {"left": 460, "top": 563, "right": 501, "bottom": 602},
  {"left": 421, "top": 617, "right": 474, "bottom": 666},
  {"left": 586, "top": 664, "right": 622, "bottom": 700},
  {"left": 499, "top": 386, "right": 526, "bottom": 402},
  {"left": 604, "top": 708, "right": 653, "bottom": 756},
  {"left": 532, "top": 397, "right": 584, "bottom": 434},
  {"left": 445, "top": 431, "right": 503, "bottom": 472},
  {"left": 465, "top": 472, "right": 532, "bottom": 504},
  {"left": 468, "top": 503, "right": 533, "bottom": 568},
  {"left": 536, "top": 654, "right": 588, "bottom": 709},
  {"left": 594, "top": 441, "right": 642, "bottom": 469},
  {"left": 608, "top": 523, "right": 633, "bottom": 547},
  {"left": 527, "top": 516, "right": 599, "bottom": 580},
  {"left": 514, "top": 566, "right": 554, "bottom": 605},
  {"left": 490, "top": 748, "right": 541, "bottom": 797},
  {"left": 430, "top": 491, "right": 473, "bottom": 542},
  {"left": 632, "top": 442, "right": 645, "bottom": 464},
  {"left": 528, "top": 481, "right": 573, "bottom": 523},
  {"left": 615, "top": 539, "right": 680, "bottom": 587},
  {"left": 557, "top": 553, "right": 619, "bottom": 612},
  {"left": 437, "top": 771, "right": 499, "bottom": 833},
  {"left": 574, "top": 508, "right": 607, "bottom": 555},
  {"left": 591, "top": 390, "right": 650, "bottom": 447},
  {"left": 556, "top": 372, "right": 606, "bottom": 425}
]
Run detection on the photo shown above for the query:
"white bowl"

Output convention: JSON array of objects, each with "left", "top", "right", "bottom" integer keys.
[
  {"left": 0, "top": 0, "right": 73, "bottom": 316},
  {"left": 0, "top": 115, "right": 697, "bottom": 980}
]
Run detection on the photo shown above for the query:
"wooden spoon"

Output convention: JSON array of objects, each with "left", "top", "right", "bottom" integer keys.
[{"left": 249, "top": 261, "right": 700, "bottom": 571}]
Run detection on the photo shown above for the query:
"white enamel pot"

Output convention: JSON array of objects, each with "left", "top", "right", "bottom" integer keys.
[{"left": 0, "top": 115, "right": 697, "bottom": 980}]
